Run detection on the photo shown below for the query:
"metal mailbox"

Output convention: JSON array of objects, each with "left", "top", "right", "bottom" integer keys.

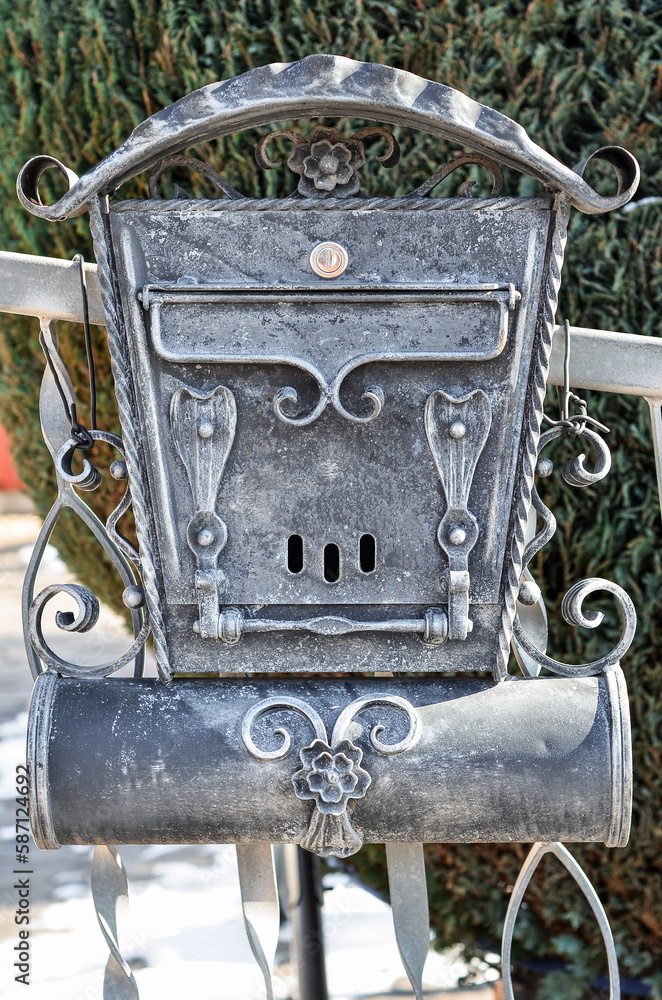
[{"left": 18, "top": 55, "right": 640, "bottom": 999}]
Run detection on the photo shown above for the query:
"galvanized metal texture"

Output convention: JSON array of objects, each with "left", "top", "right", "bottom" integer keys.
[
  {"left": 501, "top": 842, "right": 621, "bottom": 1000},
  {"left": 16, "top": 56, "right": 638, "bottom": 219},
  {"left": 27, "top": 672, "right": 632, "bottom": 851},
  {"left": 385, "top": 843, "right": 430, "bottom": 1000},
  {"left": 0, "top": 250, "right": 105, "bottom": 324}
]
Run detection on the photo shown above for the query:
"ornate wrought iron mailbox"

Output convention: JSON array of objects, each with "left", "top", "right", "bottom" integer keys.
[{"left": 18, "top": 56, "right": 640, "bottom": 998}]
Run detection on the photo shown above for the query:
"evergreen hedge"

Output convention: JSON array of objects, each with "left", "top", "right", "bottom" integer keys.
[{"left": 0, "top": 2, "right": 660, "bottom": 996}]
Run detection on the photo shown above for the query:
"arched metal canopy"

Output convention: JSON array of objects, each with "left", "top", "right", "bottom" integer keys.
[{"left": 17, "top": 54, "right": 638, "bottom": 220}]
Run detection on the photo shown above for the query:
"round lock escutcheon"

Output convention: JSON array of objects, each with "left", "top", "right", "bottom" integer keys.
[{"left": 309, "top": 241, "right": 349, "bottom": 278}]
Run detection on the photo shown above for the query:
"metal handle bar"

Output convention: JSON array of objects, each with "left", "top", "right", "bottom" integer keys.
[{"left": 16, "top": 56, "right": 638, "bottom": 221}]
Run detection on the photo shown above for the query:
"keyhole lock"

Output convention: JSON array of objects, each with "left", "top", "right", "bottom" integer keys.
[{"left": 309, "top": 241, "right": 349, "bottom": 278}]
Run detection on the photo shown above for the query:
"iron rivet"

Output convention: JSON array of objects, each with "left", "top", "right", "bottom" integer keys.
[
  {"left": 197, "top": 528, "right": 215, "bottom": 547},
  {"left": 110, "top": 460, "right": 128, "bottom": 480},
  {"left": 449, "top": 527, "right": 466, "bottom": 546},
  {"left": 122, "top": 585, "right": 145, "bottom": 609},
  {"left": 536, "top": 457, "right": 554, "bottom": 478},
  {"left": 309, "top": 241, "right": 349, "bottom": 279},
  {"left": 197, "top": 422, "right": 214, "bottom": 439},
  {"left": 518, "top": 580, "right": 541, "bottom": 606},
  {"left": 450, "top": 421, "right": 466, "bottom": 439}
]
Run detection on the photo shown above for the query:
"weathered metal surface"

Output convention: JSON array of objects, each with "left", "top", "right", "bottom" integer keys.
[
  {"left": 106, "top": 201, "right": 550, "bottom": 676},
  {"left": 28, "top": 673, "right": 631, "bottom": 850}
]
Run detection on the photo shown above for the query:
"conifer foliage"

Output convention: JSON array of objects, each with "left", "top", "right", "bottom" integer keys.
[{"left": 0, "top": 2, "right": 661, "bottom": 994}]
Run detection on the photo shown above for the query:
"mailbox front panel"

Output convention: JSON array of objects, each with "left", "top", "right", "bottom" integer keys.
[{"left": 110, "top": 203, "right": 550, "bottom": 673}]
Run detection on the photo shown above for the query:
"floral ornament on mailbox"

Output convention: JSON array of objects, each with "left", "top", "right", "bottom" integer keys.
[
  {"left": 293, "top": 743, "right": 371, "bottom": 856},
  {"left": 242, "top": 694, "right": 420, "bottom": 858},
  {"left": 255, "top": 124, "right": 400, "bottom": 198}
]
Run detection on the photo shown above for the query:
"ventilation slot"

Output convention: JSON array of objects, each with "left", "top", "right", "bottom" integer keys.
[
  {"left": 359, "top": 534, "right": 376, "bottom": 574},
  {"left": 323, "top": 543, "right": 340, "bottom": 583},
  {"left": 287, "top": 534, "right": 304, "bottom": 574}
]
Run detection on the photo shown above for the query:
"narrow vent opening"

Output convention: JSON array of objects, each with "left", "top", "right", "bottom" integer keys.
[
  {"left": 323, "top": 543, "right": 340, "bottom": 584},
  {"left": 287, "top": 534, "right": 304, "bottom": 574},
  {"left": 359, "top": 534, "right": 376, "bottom": 574}
]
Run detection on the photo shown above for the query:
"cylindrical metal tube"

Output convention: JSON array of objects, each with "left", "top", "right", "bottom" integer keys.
[{"left": 28, "top": 670, "right": 631, "bottom": 851}]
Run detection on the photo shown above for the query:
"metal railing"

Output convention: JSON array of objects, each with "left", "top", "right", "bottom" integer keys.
[{"left": 2, "top": 248, "right": 661, "bottom": 502}]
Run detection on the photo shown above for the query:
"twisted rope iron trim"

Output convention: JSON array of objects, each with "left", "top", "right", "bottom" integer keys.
[
  {"left": 88, "top": 197, "right": 172, "bottom": 683},
  {"left": 110, "top": 195, "right": 551, "bottom": 214},
  {"left": 91, "top": 845, "right": 140, "bottom": 1000},
  {"left": 495, "top": 192, "right": 571, "bottom": 681}
]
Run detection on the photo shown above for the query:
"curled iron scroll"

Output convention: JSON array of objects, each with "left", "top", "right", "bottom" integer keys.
[
  {"left": 242, "top": 696, "right": 421, "bottom": 760},
  {"left": 255, "top": 124, "right": 399, "bottom": 171},
  {"left": 512, "top": 578, "right": 636, "bottom": 677},
  {"left": 561, "top": 426, "right": 612, "bottom": 486},
  {"left": 274, "top": 379, "right": 384, "bottom": 427},
  {"left": 513, "top": 409, "right": 632, "bottom": 677},
  {"left": 242, "top": 697, "right": 328, "bottom": 761},
  {"left": 25, "top": 323, "right": 149, "bottom": 679},
  {"left": 521, "top": 424, "right": 611, "bottom": 572},
  {"left": 411, "top": 152, "right": 504, "bottom": 198},
  {"left": 148, "top": 153, "right": 243, "bottom": 200},
  {"left": 242, "top": 695, "right": 421, "bottom": 858},
  {"left": 28, "top": 583, "right": 151, "bottom": 678},
  {"left": 331, "top": 696, "right": 421, "bottom": 754}
]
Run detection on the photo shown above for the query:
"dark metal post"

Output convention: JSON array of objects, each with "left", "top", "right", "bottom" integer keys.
[{"left": 294, "top": 848, "right": 329, "bottom": 1000}]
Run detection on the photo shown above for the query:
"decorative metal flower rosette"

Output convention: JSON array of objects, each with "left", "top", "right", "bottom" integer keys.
[
  {"left": 255, "top": 125, "right": 400, "bottom": 199},
  {"left": 242, "top": 695, "right": 421, "bottom": 857}
]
